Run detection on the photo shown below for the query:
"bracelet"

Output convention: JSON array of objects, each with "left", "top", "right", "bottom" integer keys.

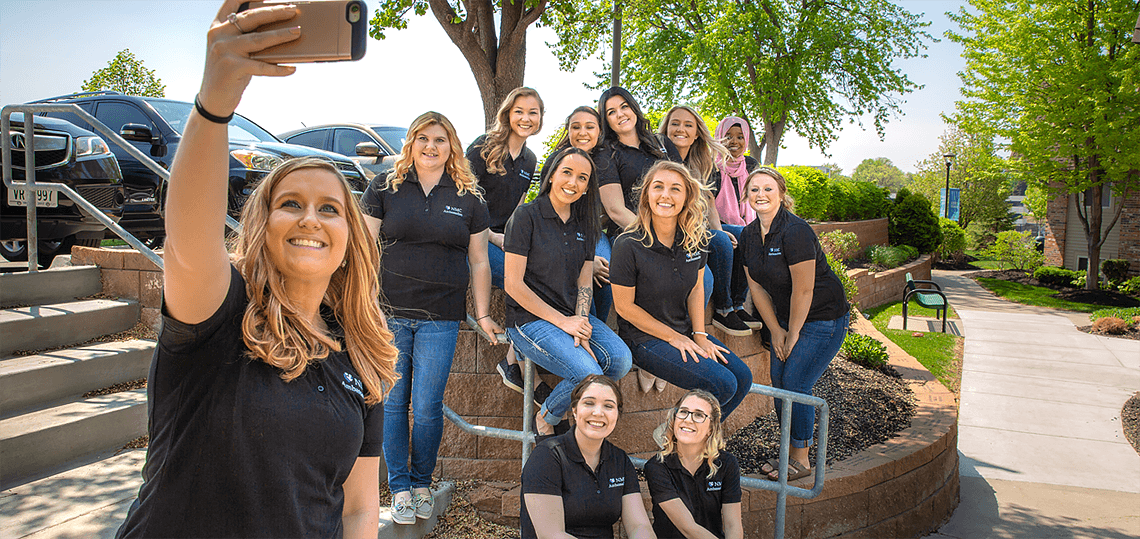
[
  {"left": 476, "top": 314, "right": 491, "bottom": 321},
  {"left": 194, "top": 94, "right": 234, "bottom": 124},
  {"left": 692, "top": 331, "right": 709, "bottom": 337}
]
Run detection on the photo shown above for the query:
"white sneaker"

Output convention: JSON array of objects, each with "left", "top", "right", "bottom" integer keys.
[
  {"left": 412, "top": 491, "right": 434, "bottom": 519},
  {"left": 391, "top": 494, "right": 415, "bottom": 525}
]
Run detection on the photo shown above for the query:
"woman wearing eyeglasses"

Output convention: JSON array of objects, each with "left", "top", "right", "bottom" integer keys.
[{"left": 644, "top": 389, "right": 742, "bottom": 539}]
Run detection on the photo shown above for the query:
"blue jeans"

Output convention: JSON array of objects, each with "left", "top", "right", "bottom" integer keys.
[
  {"left": 488, "top": 242, "right": 505, "bottom": 290},
  {"left": 383, "top": 318, "right": 460, "bottom": 494},
  {"left": 507, "top": 316, "right": 631, "bottom": 425},
  {"left": 631, "top": 335, "right": 753, "bottom": 419},
  {"left": 722, "top": 224, "right": 748, "bottom": 309},
  {"left": 591, "top": 235, "right": 613, "bottom": 321},
  {"left": 707, "top": 229, "right": 735, "bottom": 312},
  {"left": 770, "top": 312, "right": 850, "bottom": 448}
]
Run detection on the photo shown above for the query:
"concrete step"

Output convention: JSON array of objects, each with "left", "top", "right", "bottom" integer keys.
[
  {"left": 0, "top": 298, "right": 139, "bottom": 357},
  {"left": 887, "top": 315, "right": 963, "bottom": 336},
  {"left": 0, "top": 339, "right": 154, "bottom": 419},
  {"left": 378, "top": 482, "right": 455, "bottom": 539},
  {"left": 0, "top": 389, "right": 147, "bottom": 489},
  {"left": 0, "top": 265, "right": 102, "bottom": 308}
]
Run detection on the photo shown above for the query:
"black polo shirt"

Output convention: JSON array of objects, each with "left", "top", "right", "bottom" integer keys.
[
  {"left": 520, "top": 430, "right": 641, "bottom": 539},
  {"left": 708, "top": 155, "right": 758, "bottom": 200},
  {"left": 360, "top": 171, "right": 490, "bottom": 320},
  {"left": 466, "top": 134, "right": 537, "bottom": 233},
  {"left": 609, "top": 227, "right": 708, "bottom": 346},
  {"left": 595, "top": 136, "right": 682, "bottom": 216},
  {"left": 503, "top": 196, "right": 594, "bottom": 327},
  {"left": 644, "top": 452, "right": 742, "bottom": 539},
  {"left": 741, "top": 206, "right": 849, "bottom": 328}
]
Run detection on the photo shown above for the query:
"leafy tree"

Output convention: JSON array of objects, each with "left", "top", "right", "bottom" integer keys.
[
  {"left": 81, "top": 49, "right": 165, "bottom": 97},
  {"left": 852, "top": 157, "right": 908, "bottom": 192},
  {"left": 369, "top": 0, "right": 551, "bottom": 128},
  {"left": 548, "top": 0, "right": 932, "bottom": 165},
  {"left": 910, "top": 126, "right": 1012, "bottom": 230},
  {"left": 948, "top": 0, "right": 1140, "bottom": 289}
]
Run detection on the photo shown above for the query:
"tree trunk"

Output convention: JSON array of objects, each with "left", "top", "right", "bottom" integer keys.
[
  {"left": 763, "top": 118, "right": 785, "bottom": 166},
  {"left": 611, "top": 1, "right": 622, "bottom": 87},
  {"left": 1083, "top": 181, "right": 1103, "bottom": 290}
]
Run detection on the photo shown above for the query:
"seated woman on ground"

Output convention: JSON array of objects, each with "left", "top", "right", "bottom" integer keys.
[
  {"left": 645, "top": 389, "right": 743, "bottom": 539},
  {"left": 116, "top": 2, "right": 397, "bottom": 537},
  {"left": 610, "top": 161, "right": 753, "bottom": 418},
  {"left": 503, "top": 147, "right": 632, "bottom": 436},
  {"left": 520, "top": 375, "right": 655, "bottom": 539}
]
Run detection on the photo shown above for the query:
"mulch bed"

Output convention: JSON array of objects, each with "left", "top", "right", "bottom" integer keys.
[
  {"left": 1123, "top": 393, "right": 1140, "bottom": 456},
  {"left": 1078, "top": 325, "right": 1140, "bottom": 341},
  {"left": 968, "top": 269, "right": 1140, "bottom": 308},
  {"left": 932, "top": 254, "right": 980, "bottom": 271}
]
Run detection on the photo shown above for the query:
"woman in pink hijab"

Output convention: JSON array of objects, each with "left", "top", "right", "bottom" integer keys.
[{"left": 712, "top": 116, "right": 761, "bottom": 328}]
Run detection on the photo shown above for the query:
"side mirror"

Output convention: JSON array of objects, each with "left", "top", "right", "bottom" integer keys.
[
  {"left": 121, "top": 124, "right": 155, "bottom": 143},
  {"left": 355, "top": 141, "right": 381, "bottom": 157}
]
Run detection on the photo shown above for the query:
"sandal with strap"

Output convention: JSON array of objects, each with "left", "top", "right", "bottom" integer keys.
[{"left": 763, "top": 458, "right": 812, "bottom": 482}]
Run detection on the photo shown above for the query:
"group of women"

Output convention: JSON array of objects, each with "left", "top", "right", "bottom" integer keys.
[{"left": 117, "top": 2, "right": 851, "bottom": 538}]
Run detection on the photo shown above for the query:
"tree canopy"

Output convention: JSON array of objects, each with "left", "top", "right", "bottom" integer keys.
[
  {"left": 81, "top": 49, "right": 165, "bottom": 97},
  {"left": 910, "top": 126, "right": 1012, "bottom": 230},
  {"left": 852, "top": 157, "right": 908, "bottom": 192},
  {"left": 948, "top": 0, "right": 1140, "bottom": 288},
  {"left": 548, "top": 0, "right": 932, "bottom": 165}
]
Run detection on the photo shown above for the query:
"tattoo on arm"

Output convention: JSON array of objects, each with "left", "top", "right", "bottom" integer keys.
[{"left": 576, "top": 286, "right": 593, "bottom": 317}]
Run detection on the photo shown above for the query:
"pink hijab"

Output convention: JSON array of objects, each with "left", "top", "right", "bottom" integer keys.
[{"left": 713, "top": 116, "right": 755, "bottom": 227}]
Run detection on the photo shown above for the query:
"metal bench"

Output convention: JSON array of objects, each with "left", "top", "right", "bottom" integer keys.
[{"left": 903, "top": 272, "right": 948, "bottom": 332}]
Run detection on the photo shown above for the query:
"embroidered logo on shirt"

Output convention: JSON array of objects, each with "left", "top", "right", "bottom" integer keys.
[
  {"left": 768, "top": 247, "right": 782, "bottom": 256},
  {"left": 609, "top": 477, "right": 625, "bottom": 488},
  {"left": 342, "top": 372, "right": 365, "bottom": 398},
  {"left": 576, "top": 232, "right": 586, "bottom": 242},
  {"left": 443, "top": 205, "right": 464, "bottom": 217},
  {"left": 521, "top": 169, "right": 532, "bottom": 181},
  {"left": 707, "top": 480, "right": 722, "bottom": 492},
  {"left": 685, "top": 251, "right": 702, "bottom": 263}
]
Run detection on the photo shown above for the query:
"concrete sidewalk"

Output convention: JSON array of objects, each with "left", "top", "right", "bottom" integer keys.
[{"left": 924, "top": 270, "right": 1140, "bottom": 538}]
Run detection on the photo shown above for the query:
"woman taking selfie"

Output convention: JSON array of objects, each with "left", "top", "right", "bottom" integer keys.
[
  {"left": 610, "top": 161, "right": 752, "bottom": 418},
  {"left": 117, "top": 2, "right": 397, "bottom": 537},
  {"left": 741, "top": 167, "right": 850, "bottom": 482},
  {"left": 360, "top": 112, "right": 504, "bottom": 524},
  {"left": 645, "top": 390, "right": 743, "bottom": 539},
  {"left": 520, "top": 375, "right": 654, "bottom": 539}
]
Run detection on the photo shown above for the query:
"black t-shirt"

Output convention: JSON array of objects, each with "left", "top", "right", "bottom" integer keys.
[
  {"left": 709, "top": 156, "right": 759, "bottom": 201},
  {"left": 360, "top": 171, "right": 490, "bottom": 320},
  {"left": 520, "top": 430, "right": 641, "bottom": 539},
  {"left": 742, "top": 206, "right": 849, "bottom": 328},
  {"left": 609, "top": 227, "right": 708, "bottom": 346},
  {"left": 503, "top": 196, "right": 595, "bottom": 327},
  {"left": 466, "top": 134, "right": 538, "bottom": 233},
  {"left": 595, "top": 137, "right": 682, "bottom": 230},
  {"left": 116, "top": 266, "right": 383, "bottom": 538},
  {"left": 644, "top": 452, "right": 742, "bottom": 539}
]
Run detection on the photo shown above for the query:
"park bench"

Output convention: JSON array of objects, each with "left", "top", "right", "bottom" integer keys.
[{"left": 902, "top": 272, "right": 948, "bottom": 333}]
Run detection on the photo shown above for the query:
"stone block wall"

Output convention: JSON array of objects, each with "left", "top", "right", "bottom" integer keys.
[
  {"left": 1044, "top": 183, "right": 1068, "bottom": 267},
  {"left": 1119, "top": 190, "right": 1140, "bottom": 274},
  {"left": 810, "top": 218, "right": 889, "bottom": 255},
  {"left": 848, "top": 255, "right": 933, "bottom": 310},
  {"left": 71, "top": 247, "right": 162, "bottom": 330}
]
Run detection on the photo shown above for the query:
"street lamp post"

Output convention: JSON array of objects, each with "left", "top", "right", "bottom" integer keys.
[{"left": 943, "top": 153, "right": 956, "bottom": 219}]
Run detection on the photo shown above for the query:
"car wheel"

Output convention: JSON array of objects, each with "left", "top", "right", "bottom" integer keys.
[
  {"left": 0, "top": 240, "right": 29, "bottom": 262},
  {"left": 0, "top": 236, "right": 102, "bottom": 267},
  {"left": 144, "top": 235, "right": 165, "bottom": 249}
]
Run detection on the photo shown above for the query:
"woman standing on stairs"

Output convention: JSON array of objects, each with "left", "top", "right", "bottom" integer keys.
[{"left": 117, "top": 2, "right": 397, "bottom": 537}]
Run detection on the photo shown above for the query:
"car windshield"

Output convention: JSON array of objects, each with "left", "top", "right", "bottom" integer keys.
[
  {"left": 371, "top": 126, "right": 407, "bottom": 151},
  {"left": 146, "top": 99, "right": 279, "bottom": 143}
]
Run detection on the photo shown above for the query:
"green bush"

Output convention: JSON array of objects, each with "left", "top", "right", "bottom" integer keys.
[
  {"left": 826, "top": 251, "right": 859, "bottom": 310},
  {"left": 1121, "top": 276, "right": 1140, "bottom": 296},
  {"left": 819, "top": 230, "right": 860, "bottom": 260},
  {"left": 841, "top": 333, "right": 889, "bottom": 369},
  {"left": 867, "top": 245, "right": 908, "bottom": 268},
  {"left": 984, "top": 230, "right": 1044, "bottom": 272},
  {"left": 1090, "top": 307, "right": 1140, "bottom": 327},
  {"left": 888, "top": 190, "right": 942, "bottom": 254},
  {"left": 937, "top": 218, "right": 967, "bottom": 261},
  {"left": 898, "top": 245, "right": 919, "bottom": 259},
  {"left": 1033, "top": 266, "right": 1083, "bottom": 287},
  {"left": 778, "top": 166, "right": 890, "bottom": 222},
  {"left": 780, "top": 166, "right": 830, "bottom": 221},
  {"left": 1102, "top": 259, "right": 1131, "bottom": 283},
  {"left": 965, "top": 216, "right": 1014, "bottom": 251}
]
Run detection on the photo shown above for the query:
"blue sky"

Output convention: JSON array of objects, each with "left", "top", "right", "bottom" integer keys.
[{"left": 0, "top": 0, "right": 966, "bottom": 174}]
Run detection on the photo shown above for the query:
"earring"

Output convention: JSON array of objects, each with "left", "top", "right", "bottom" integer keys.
[{"left": 340, "top": 259, "right": 347, "bottom": 268}]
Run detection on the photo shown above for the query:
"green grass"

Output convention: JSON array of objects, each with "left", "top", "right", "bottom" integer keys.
[
  {"left": 964, "top": 249, "right": 1004, "bottom": 270},
  {"left": 101, "top": 239, "right": 127, "bottom": 247},
  {"left": 861, "top": 301, "right": 962, "bottom": 392},
  {"left": 974, "top": 278, "right": 1102, "bottom": 313}
]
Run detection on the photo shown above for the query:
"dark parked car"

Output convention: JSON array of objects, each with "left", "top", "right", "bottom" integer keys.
[
  {"left": 1, "top": 113, "right": 125, "bottom": 266},
  {"left": 279, "top": 123, "right": 407, "bottom": 180},
  {"left": 35, "top": 92, "right": 368, "bottom": 246}
]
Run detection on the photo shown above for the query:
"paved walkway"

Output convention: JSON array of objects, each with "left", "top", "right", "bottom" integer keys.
[{"left": 924, "top": 270, "right": 1140, "bottom": 538}]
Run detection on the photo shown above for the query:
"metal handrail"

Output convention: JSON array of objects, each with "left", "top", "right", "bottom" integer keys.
[{"left": 2, "top": 104, "right": 242, "bottom": 272}]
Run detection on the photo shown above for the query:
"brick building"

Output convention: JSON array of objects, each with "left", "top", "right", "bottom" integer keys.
[{"left": 1043, "top": 182, "right": 1139, "bottom": 275}]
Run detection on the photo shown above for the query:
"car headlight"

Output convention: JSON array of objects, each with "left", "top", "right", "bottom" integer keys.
[
  {"left": 74, "top": 136, "right": 111, "bottom": 159},
  {"left": 231, "top": 149, "right": 284, "bottom": 171}
]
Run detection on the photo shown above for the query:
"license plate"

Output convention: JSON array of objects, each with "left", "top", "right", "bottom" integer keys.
[{"left": 7, "top": 187, "right": 58, "bottom": 208}]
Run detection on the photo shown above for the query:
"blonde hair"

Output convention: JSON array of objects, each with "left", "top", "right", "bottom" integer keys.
[
  {"left": 744, "top": 166, "right": 796, "bottom": 212},
  {"left": 626, "top": 160, "right": 710, "bottom": 253},
  {"left": 658, "top": 106, "right": 729, "bottom": 184},
  {"left": 234, "top": 157, "right": 398, "bottom": 405},
  {"left": 385, "top": 112, "right": 481, "bottom": 199},
  {"left": 653, "top": 389, "right": 725, "bottom": 479},
  {"left": 480, "top": 87, "right": 544, "bottom": 174}
]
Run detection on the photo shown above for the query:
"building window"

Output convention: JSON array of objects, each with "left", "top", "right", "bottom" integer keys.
[{"left": 1078, "top": 257, "right": 1089, "bottom": 271}]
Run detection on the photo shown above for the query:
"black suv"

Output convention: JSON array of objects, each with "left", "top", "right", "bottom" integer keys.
[
  {"left": 1, "top": 113, "right": 126, "bottom": 266},
  {"left": 36, "top": 92, "right": 368, "bottom": 246}
]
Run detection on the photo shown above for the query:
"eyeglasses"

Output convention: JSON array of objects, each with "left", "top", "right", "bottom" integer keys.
[{"left": 675, "top": 408, "right": 709, "bottom": 423}]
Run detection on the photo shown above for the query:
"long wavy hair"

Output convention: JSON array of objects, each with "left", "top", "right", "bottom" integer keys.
[
  {"left": 626, "top": 160, "right": 710, "bottom": 253},
  {"left": 653, "top": 389, "right": 725, "bottom": 478},
  {"left": 234, "top": 157, "right": 398, "bottom": 405},
  {"left": 385, "top": 112, "right": 481, "bottom": 199},
  {"left": 479, "top": 87, "right": 544, "bottom": 175},
  {"left": 744, "top": 166, "right": 796, "bottom": 212},
  {"left": 537, "top": 147, "right": 600, "bottom": 249},
  {"left": 657, "top": 106, "right": 728, "bottom": 184},
  {"left": 550, "top": 106, "right": 602, "bottom": 155},
  {"left": 597, "top": 87, "right": 665, "bottom": 159}
]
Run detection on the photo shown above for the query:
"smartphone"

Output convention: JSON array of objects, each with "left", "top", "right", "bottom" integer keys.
[{"left": 238, "top": 0, "right": 367, "bottom": 63}]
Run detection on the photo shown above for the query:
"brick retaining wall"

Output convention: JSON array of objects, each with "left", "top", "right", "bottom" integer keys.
[
  {"left": 72, "top": 247, "right": 162, "bottom": 330},
  {"left": 849, "top": 255, "right": 933, "bottom": 310},
  {"left": 810, "top": 218, "right": 889, "bottom": 255}
]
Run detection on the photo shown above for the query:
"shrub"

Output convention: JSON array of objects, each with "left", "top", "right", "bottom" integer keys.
[
  {"left": 826, "top": 252, "right": 859, "bottom": 310},
  {"left": 1033, "top": 266, "right": 1083, "bottom": 287},
  {"left": 1102, "top": 259, "right": 1131, "bottom": 283},
  {"left": 841, "top": 333, "right": 889, "bottom": 369},
  {"left": 1090, "top": 307, "right": 1140, "bottom": 326},
  {"left": 827, "top": 179, "right": 890, "bottom": 221},
  {"left": 819, "top": 231, "right": 860, "bottom": 260},
  {"left": 937, "top": 218, "right": 967, "bottom": 261},
  {"left": 888, "top": 190, "right": 942, "bottom": 254},
  {"left": 1121, "top": 276, "right": 1140, "bottom": 296},
  {"left": 1091, "top": 317, "right": 1130, "bottom": 335},
  {"left": 984, "top": 230, "right": 1044, "bottom": 272},
  {"left": 780, "top": 165, "right": 830, "bottom": 221},
  {"left": 867, "top": 245, "right": 908, "bottom": 269},
  {"left": 898, "top": 245, "right": 919, "bottom": 259}
]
